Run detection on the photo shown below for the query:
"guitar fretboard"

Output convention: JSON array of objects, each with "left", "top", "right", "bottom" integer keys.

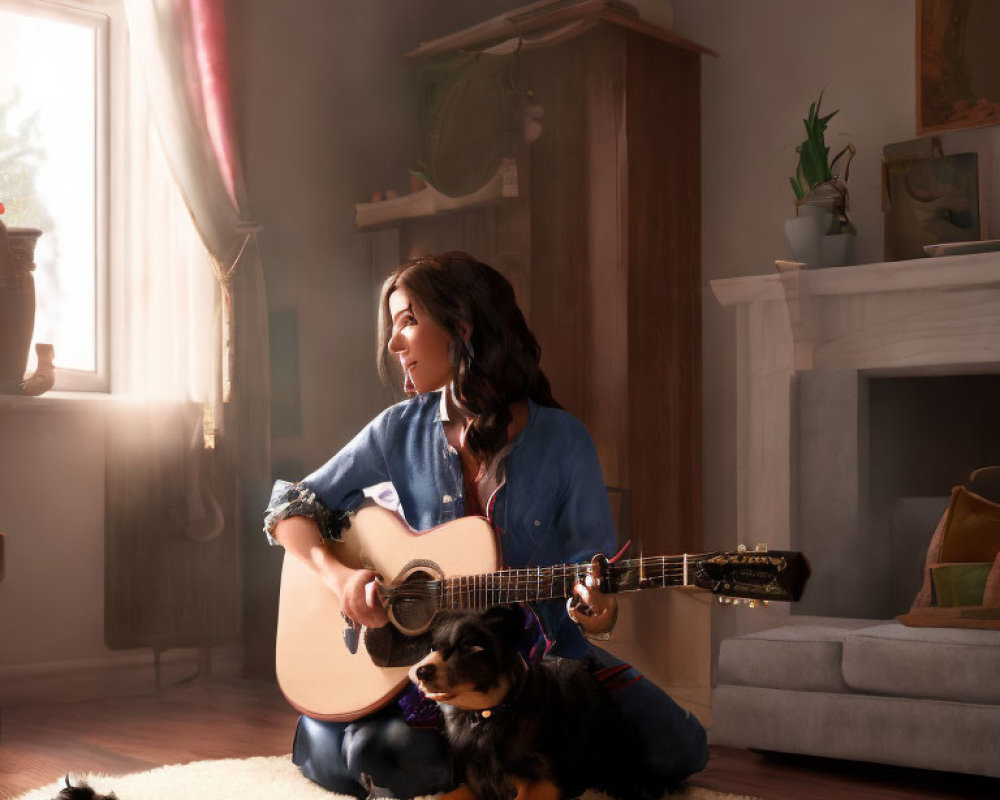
[{"left": 437, "top": 555, "right": 710, "bottom": 610}]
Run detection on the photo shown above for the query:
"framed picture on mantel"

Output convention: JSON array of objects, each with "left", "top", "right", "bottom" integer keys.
[
  {"left": 918, "top": 0, "right": 1000, "bottom": 134},
  {"left": 883, "top": 137, "right": 981, "bottom": 261}
]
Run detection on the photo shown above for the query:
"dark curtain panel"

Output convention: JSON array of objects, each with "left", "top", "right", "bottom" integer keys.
[{"left": 104, "top": 402, "right": 241, "bottom": 650}]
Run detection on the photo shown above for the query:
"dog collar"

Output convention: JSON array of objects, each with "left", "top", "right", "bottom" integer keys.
[
  {"left": 464, "top": 656, "right": 528, "bottom": 723},
  {"left": 463, "top": 693, "right": 509, "bottom": 723}
]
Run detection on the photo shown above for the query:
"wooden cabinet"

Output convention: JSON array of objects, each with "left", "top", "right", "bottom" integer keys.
[{"left": 365, "top": 8, "right": 708, "bottom": 554}]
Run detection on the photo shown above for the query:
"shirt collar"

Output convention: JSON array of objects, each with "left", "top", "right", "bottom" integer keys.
[
  {"left": 437, "top": 388, "right": 451, "bottom": 422},
  {"left": 435, "top": 387, "right": 537, "bottom": 457},
  {"left": 438, "top": 388, "right": 537, "bottom": 429}
]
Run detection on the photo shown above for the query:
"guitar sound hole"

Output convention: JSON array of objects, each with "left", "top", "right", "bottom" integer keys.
[{"left": 389, "top": 569, "right": 439, "bottom": 635}]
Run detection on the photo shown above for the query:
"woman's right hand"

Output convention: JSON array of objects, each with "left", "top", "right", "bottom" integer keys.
[
  {"left": 311, "top": 548, "right": 389, "bottom": 629},
  {"left": 273, "top": 516, "right": 390, "bottom": 629}
]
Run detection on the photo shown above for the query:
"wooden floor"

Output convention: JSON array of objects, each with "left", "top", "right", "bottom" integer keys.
[{"left": 1, "top": 679, "right": 998, "bottom": 800}]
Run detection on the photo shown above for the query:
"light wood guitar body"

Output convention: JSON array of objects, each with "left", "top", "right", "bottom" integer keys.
[{"left": 276, "top": 504, "right": 499, "bottom": 720}]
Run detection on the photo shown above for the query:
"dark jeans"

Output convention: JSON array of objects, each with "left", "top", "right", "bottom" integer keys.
[
  {"left": 293, "top": 646, "right": 708, "bottom": 798},
  {"left": 294, "top": 703, "right": 453, "bottom": 799}
]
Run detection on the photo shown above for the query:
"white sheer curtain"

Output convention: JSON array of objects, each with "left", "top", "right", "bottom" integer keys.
[
  {"left": 105, "top": 0, "right": 270, "bottom": 654},
  {"left": 104, "top": 58, "right": 235, "bottom": 648},
  {"left": 112, "top": 64, "right": 218, "bottom": 405}
]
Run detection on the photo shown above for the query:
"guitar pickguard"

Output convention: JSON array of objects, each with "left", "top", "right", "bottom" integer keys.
[{"left": 365, "top": 627, "right": 432, "bottom": 668}]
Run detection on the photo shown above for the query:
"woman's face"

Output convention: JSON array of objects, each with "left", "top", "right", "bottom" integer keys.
[{"left": 387, "top": 287, "right": 454, "bottom": 394}]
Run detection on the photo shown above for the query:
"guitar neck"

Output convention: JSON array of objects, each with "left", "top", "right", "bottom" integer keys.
[{"left": 439, "top": 555, "right": 698, "bottom": 610}]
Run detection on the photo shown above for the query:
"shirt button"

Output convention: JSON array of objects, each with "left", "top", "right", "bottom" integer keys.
[{"left": 534, "top": 519, "right": 541, "bottom": 527}]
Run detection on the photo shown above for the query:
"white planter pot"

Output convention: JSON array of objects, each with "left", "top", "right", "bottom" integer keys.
[
  {"left": 785, "top": 213, "right": 825, "bottom": 267},
  {"left": 784, "top": 206, "right": 853, "bottom": 267},
  {"left": 821, "top": 232, "right": 856, "bottom": 268}
]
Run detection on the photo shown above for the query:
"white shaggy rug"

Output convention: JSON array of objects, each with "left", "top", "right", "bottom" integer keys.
[{"left": 13, "top": 755, "right": 763, "bottom": 800}]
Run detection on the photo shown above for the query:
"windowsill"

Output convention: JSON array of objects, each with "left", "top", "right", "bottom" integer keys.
[
  {"left": 0, "top": 390, "right": 112, "bottom": 414},
  {"left": 0, "top": 392, "right": 208, "bottom": 415}
]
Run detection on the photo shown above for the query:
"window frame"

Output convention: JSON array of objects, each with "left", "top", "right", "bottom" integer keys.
[{"left": 0, "top": 0, "right": 124, "bottom": 393}]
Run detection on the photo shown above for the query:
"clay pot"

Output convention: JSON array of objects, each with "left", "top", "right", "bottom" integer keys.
[{"left": 0, "top": 221, "right": 42, "bottom": 392}]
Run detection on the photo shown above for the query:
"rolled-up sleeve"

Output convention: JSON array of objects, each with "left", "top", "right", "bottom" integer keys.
[{"left": 262, "top": 480, "right": 351, "bottom": 545}]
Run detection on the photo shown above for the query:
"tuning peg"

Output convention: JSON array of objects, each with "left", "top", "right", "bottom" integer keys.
[{"left": 736, "top": 543, "right": 770, "bottom": 553}]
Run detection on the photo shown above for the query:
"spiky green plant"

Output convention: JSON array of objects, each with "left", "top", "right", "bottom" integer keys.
[{"left": 789, "top": 91, "right": 852, "bottom": 205}]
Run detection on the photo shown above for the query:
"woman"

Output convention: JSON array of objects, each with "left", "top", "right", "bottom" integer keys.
[{"left": 264, "top": 252, "right": 708, "bottom": 799}]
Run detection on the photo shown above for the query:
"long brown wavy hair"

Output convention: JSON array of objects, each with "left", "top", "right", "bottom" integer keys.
[{"left": 377, "top": 252, "right": 559, "bottom": 465}]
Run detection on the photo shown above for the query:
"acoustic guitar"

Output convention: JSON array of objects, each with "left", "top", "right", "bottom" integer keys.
[{"left": 275, "top": 504, "right": 810, "bottom": 720}]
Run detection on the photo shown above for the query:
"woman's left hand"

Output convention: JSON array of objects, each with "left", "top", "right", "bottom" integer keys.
[{"left": 568, "top": 554, "right": 619, "bottom": 636}]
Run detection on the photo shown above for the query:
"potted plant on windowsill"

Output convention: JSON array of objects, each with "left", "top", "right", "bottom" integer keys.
[{"left": 785, "top": 92, "right": 857, "bottom": 268}]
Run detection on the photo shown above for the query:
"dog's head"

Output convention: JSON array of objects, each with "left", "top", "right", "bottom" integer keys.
[
  {"left": 408, "top": 605, "right": 526, "bottom": 712},
  {"left": 52, "top": 776, "right": 117, "bottom": 800}
]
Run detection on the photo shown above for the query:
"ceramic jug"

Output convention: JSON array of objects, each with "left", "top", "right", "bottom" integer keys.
[{"left": 0, "top": 217, "right": 42, "bottom": 392}]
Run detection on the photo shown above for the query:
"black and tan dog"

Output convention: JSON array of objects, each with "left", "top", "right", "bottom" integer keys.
[{"left": 409, "top": 605, "right": 654, "bottom": 800}]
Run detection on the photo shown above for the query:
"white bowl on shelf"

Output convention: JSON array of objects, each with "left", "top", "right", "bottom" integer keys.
[{"left": 923, "top": 239, "right": 1000, "bottom": 257}]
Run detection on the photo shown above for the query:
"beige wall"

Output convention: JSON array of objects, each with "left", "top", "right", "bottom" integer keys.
[{"left": 0, "top": 399, "right": 106, "bottom": 666}]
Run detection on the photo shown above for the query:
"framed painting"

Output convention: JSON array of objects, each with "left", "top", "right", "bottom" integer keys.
[{"left": 918, "top": 0, "right": 1000, "bottom": 134}]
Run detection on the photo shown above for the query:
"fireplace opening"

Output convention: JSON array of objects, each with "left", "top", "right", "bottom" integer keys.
[{"left": 792, "top": 371, "right": 1000, "bottom": 619}]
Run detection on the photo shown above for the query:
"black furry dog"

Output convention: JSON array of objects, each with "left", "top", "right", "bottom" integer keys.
[
  {"left": 408, "top": 605, "right": 655, "bottom": 800},
  {"left": 51, "top": 776, "right": 117, "bottom": 800}
]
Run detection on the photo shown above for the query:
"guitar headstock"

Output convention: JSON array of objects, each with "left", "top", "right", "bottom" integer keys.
[{"left": 693, "top": 548, "right": 810, "bottom": 603}]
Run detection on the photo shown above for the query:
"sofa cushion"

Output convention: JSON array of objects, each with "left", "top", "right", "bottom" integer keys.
[
  {"left": 842, "top": 622, "right": 1000, "bottom": 704},
  {"left": 717, "top": 624, "right": 863, "bottom": 693}
]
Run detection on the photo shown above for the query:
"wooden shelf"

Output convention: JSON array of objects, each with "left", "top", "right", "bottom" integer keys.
[
  {"left": 404, "top": 0, "right": 717, "bottom": 60},
  {"left": 355, "top": 159, "right": 518, "bottom": 231},
  {"left": 711, "top": 250, "right": 1000, "bottom": 307}
]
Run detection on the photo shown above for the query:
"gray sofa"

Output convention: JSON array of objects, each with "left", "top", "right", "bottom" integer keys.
[{"left": 710, "top": 621, "right": 1000, "bottom": 777}]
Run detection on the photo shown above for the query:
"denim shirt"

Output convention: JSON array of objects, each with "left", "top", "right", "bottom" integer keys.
[{"left": 264, "top": 391, "right": 617, "bottom": 657}]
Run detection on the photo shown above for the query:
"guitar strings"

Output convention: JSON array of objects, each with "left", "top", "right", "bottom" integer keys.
[
  {"left": 387, "top": 554, "right": 720, "bottom": 596},
  {"left": 386, "top": 565, "right": 697, "bottom": 592},
  {"left": 385, "top": 559, "right": 714, "bottom": 592},
  {"left": 384, "top": 561, "right": 708, "bottom": 602}
]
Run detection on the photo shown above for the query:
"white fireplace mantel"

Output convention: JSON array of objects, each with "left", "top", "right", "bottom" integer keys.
[{"left": 711, "top": 251, "right": 1000, "bottom": 563}]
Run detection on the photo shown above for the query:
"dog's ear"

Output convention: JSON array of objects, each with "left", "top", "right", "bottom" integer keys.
[{"left": 482, "top": 604, "right": 525, "bottom": 648}]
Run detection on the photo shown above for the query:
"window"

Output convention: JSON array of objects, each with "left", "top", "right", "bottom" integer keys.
[{"left": 0, "top": 0, "right": 121, "bottom": 391}]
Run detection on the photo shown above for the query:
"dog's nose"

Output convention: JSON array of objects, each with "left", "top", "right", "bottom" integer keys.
[{"left": 416, "top": 663, "right": 437, "bottom": 682}]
